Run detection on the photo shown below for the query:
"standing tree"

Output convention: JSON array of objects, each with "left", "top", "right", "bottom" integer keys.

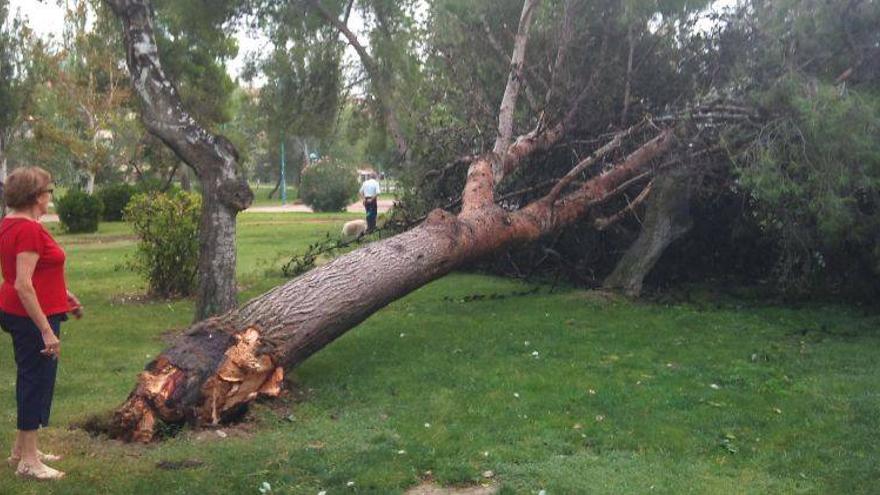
[
  {"left": 102, "top": 0, "right": 682, "bottom": 442},
  {"left": 248, "top": 22, "right": 344, "bottom": 190},
  {"left": 307, "top": 0, "right": 422, "bottom": 167},
  {"left": 105, "top": 0, "right": 253, "bottom": 320}
]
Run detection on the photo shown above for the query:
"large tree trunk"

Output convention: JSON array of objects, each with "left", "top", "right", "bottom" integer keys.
[
  {"left": 104, "top": 0, "right": 681, "bottom": 442},
  {"left": 105, "top": 0, "right": 253, "bottom": 320},
  {"left": 602, "top": 169, "right": 693, "bottom": 296}
]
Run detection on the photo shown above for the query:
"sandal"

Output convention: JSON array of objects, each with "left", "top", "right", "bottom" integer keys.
[
  {"left": 7, "top": 451, "right": 63, "bottom": 469},
  {"left": 14, "top": 461, "right": 65, "bottom": 481}
]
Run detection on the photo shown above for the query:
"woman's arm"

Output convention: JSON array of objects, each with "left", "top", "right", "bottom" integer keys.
[
  {"left": 67, "top": 289, "right": 83, "bottom": 319},
  {"left": 64, "top": 272, "right": 83, "bottom": 318},
  {"left": 14, "top": 251, "right": 60, "bottom": 357}
]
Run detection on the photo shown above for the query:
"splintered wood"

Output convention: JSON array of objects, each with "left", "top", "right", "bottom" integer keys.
[
  {"left": 199, "top": 327, "right": 285, "bottom": 424},
  {"left": 114, "top": 328, "right": 284, "bottom": 443},
  {"left": 116, "top": 357, "right": 185, "bottom": 443}
]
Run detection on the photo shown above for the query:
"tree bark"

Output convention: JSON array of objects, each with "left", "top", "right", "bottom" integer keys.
[
  {"left": 180, "top": 166, "right": 191, "bottom": 192},
  {"left": 104, "top": 0, "right": 253, "bottom": 320},
  {"left": 267, "top": 175, "right": 281, "bottom": 200},
  {"left": 85, "top": 171, "right": 96, "bottom": 194},
  {"left": 602, "top": 169, "right": 693, "bottom": 296},
  {"left": 621, "top": 22, "right": 636, "bottom": 126}
]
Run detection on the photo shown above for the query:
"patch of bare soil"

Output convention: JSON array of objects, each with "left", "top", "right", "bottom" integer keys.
[{"left": 405, "top": 483, "right": 499, "bottom": 495}]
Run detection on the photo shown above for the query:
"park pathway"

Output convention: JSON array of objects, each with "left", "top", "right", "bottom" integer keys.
[
  {"left": 40, "top": 199, "right": 395, "bottom": 223},
  {"left": 245, "top": 198, "right": 394, "bottom": 214}
]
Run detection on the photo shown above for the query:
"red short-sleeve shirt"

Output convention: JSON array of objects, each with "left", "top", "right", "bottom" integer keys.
[{"left": 0, "top": 217, "right": 70, "bottom": 317}]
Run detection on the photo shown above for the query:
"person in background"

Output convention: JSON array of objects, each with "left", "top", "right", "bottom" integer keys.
[
  {"left": 359, "top": 173, "right": 381, "bottom": 232},
  {"left": 0, "top": 167, "right": 83, "bottom": 481}
]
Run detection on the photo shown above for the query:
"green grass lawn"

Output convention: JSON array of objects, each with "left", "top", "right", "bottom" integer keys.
[{"left": 0, "top": 214, "right": 877, "bottom": 493}]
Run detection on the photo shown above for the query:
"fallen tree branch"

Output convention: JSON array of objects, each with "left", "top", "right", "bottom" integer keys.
[{"left": 593, "top": 180, "right": 654, "bottom": 230}]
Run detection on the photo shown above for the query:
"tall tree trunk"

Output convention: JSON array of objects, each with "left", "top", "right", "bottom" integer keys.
[
  {"left": 85, "top": 171, "right": 96, "bottom": 194},
  {"left": 621, "top": 22, "right": 636, "bottom": 126},
  {"left": 104, "top": 0, "right": 253, "bottom": 321},
  {"left": 602, "top": 169, "right": 693, "bottom": 296},
  {"left": 267, "top": 175, "right": 281, "bottom": 200},
  {"left": 180, "top": 167, "right": 192, "bottom": 192}
]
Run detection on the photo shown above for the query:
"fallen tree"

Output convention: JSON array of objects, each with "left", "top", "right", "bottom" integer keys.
[{"left": 104, "top": 0, "right": 680, "bottom": 442}]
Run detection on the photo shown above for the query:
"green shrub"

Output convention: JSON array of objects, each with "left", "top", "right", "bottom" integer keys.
[
  {"left": 56, "top": 190, "right": 103, "bottom": 233},
  {"left": 299, "top": 159, "right": 358, "bottom": 212},
  {"left": 97, "top": 183, "right": 136, "bottom": 221},
  {"left": 124, "top": 192, "right": 201, "bottom": 298},
  {"left": 735, "top": 78, "right": 880, "bottom": 294}
]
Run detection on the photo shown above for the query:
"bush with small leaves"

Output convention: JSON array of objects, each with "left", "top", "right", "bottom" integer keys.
[
  {"left": 97, "top": 183, "right": 136, "bottom": 221},
  {"left": 56, "top": 190, "right": 103, "bottom": 233},
  {"left": 124, "top": 191, "right": 201, "bottom": 298},
  {"left": 299, "top": 158, "right": 359, "bottom": 212}
]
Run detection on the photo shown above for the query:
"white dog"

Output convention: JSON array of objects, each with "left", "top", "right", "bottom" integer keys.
[{"left": 341, "top": 219, "right": 368, "bottom": 239}]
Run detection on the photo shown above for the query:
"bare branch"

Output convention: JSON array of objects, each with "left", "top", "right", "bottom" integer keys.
[
  {"left": 493, "top": 0, "right": 542, "bottom": 155},
  {"left": 422, "top": 154, "right": 479, "bottom": 182},
  {"left": 514, "top": 128, "right": 675, "bottom": 231},
  {"left": 461, "top": 0, "right": 542, "bottom": 213},
  {"left": 542, "top": 0, "right": 575, "bottom": 115},
  {"left": 480, "top": 15, "right": 541, "bottom": 115},
  {"left": 593, "top": 180, "right": 654, "bottom": 230},
  {"left": 543, "top": 119, "right": 647, "bottom": 204}
]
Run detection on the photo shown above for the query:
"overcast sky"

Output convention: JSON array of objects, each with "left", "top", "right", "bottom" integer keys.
[
  {"left": 8, "top": 0, "right": 737, "bottom": 81},
  {"left": 8, "top": 0, "right": 264, "bottom": 79}
]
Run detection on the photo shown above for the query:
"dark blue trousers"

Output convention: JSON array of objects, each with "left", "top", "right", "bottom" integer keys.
[
  {"left": 0, "top": 311, "right": 65, "bottom": 431},
  {"left": 364, "top": 198, "right": 378, "bottom": 231}
]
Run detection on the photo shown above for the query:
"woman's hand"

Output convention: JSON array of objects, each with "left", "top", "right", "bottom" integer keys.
[
  {"left": 40, "top": 329, "right": 60, "bottom": 358},
  {"left": 67, "top": 290, "right": 83, "bottom": 319}
]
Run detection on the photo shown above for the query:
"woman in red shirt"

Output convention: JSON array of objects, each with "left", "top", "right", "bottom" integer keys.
[{"left": 0, "top": 167, "right": 82, "bottom": 480}]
